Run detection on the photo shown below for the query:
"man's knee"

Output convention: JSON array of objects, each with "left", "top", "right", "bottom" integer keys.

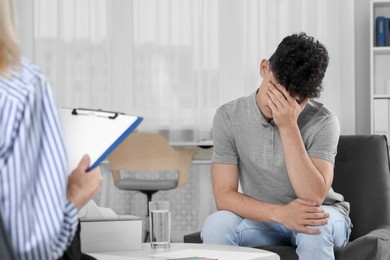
[
  {"left": 295, "top": 225, "right": 333, "bottom": 247},
  {"left": 294, "top": 224, "right": 335, "bottom": 259},
  {"left": 201, "top": 210, "right": 242, "bottom": 245}
]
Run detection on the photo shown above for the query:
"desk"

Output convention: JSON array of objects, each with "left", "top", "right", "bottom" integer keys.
[{"left": 89, "top": 243, "right": 279, "bottom": 260}]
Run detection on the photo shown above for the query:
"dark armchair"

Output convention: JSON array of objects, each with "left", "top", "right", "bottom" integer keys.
[{"left": 184, "top": 135, "right": 390, "bottom": 260}]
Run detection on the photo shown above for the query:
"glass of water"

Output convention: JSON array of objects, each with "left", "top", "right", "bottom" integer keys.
[{"left": 149, "top": 201, "right": 171, "bottom": 249}]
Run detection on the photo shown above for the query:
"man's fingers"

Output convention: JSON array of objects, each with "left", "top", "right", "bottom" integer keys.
[
  {"left": 273, "top": 83, "right": 289, "bottom": 98},
  {"left": 267, "top": 95, "right": 278, "bottom": 111},
  {"left": 267, "top": 93, "right": 280, "bottom": 110},
  {"left": 303, "top": 217, "right": 328, "bottom": 226},
  {"left": 299, "top": 226, "right": 322, "bottom": 235},
  {"left": 272, "top": 83, "right": 309, "bottom": 108},
  {"left": 269, "top": 83, "right": 287, "bottom": 101}
]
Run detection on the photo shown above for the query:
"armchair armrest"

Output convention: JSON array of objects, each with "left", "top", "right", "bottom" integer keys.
[
  {"left": 183, "top": 231, "right": 202, "bottom": 243},
  {"left": 339, "top": 226, "right": 390, "bottom": 260}
]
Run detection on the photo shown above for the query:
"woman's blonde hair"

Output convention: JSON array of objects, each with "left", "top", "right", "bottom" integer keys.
[{"left": 0, "top": 0, "right": 20, "bottom": 75}]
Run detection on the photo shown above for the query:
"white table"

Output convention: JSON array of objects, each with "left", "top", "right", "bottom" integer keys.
[{"left": 88, "top": 243, "right": 280, "bottom": 260}]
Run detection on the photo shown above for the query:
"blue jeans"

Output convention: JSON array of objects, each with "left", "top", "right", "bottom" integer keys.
[{"left": 201, "top": 206, "right": 351, "bottom": 260}]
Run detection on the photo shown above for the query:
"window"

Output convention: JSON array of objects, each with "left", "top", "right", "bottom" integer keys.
[{"left": 17, "top": 0, "right": 355, "bottom": 143}]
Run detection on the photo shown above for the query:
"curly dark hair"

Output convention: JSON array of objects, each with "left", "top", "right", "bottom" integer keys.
[{"left": 268, "top": 32, "right": 329, "bottom": 99}]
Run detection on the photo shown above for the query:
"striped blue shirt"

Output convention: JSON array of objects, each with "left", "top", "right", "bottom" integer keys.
[{"left": 0, "top": 59, "right": 78, "bottom": 260}]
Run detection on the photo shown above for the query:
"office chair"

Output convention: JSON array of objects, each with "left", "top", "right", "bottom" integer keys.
[
  {"left": 0, "top": 212, "right": 17, "bottom": 260},
  {"left": 108, "top": 132, "right": 193, "bottom": 242},
  {"left": 184, "top": 135, "right": 390, "bottom": 260}
]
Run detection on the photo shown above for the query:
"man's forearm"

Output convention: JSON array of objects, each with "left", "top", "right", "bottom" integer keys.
[
  {"left": 214, "top": 190, "right": 328, "bottom": 235},
  {"left": 214, "top": 189, "right": 279, "bottom": 223},
  {"left": 279, "top": 125, "right": 329, "bottom": 205}
]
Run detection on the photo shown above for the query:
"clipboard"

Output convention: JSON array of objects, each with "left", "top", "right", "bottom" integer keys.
[{"left": 60, "top": 107, "right": 143, "bottom": 172}]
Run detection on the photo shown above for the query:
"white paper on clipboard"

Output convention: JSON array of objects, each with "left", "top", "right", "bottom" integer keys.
[{"left": 59, "top": 107, "right": 143, "bottom": 172}]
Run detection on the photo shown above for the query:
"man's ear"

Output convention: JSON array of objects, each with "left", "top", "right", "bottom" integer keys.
[{"left": 259, "top": 59, "right": 269, "bottom": 77}]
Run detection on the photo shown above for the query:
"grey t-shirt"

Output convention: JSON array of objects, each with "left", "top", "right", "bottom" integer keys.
[{"left": 212, "top": 90, "right": 350, "bottom": 217}]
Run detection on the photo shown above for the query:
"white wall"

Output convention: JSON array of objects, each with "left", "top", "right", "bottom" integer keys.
[{"left": 355, "top": 0, "right": 371, "bottom": 134}]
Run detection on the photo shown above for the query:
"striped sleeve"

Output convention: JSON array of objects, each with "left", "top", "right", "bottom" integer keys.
[{"left": 0, "top": 60, "right": 79, "bottom": 260}]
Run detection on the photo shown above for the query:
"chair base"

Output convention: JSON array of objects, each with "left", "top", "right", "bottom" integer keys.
[{"left": 140, "top": 190, "right": 157, "bottom": 243}]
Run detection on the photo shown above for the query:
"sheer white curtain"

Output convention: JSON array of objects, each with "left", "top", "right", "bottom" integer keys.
[{"left": 16, "top": 0, "right": 355, "bottom": 143}]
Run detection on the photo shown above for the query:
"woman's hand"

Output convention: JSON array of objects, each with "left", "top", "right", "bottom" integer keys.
[{"left": 67, "top": 154, "right": 103, "bottom": 210}]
